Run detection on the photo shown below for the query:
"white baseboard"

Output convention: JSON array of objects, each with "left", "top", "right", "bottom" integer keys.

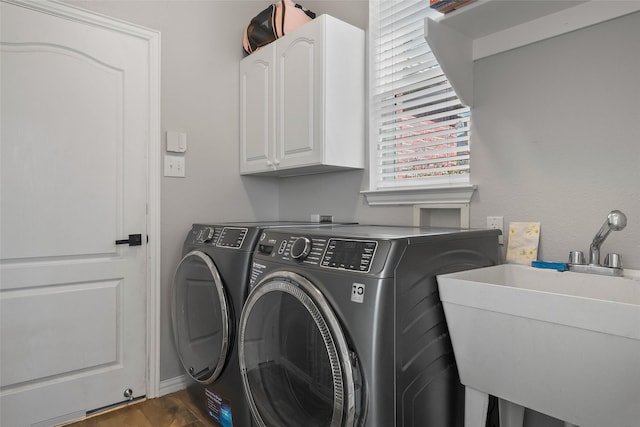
[{"left": 159, "top": 374, "right": 188, "bottom": 396}]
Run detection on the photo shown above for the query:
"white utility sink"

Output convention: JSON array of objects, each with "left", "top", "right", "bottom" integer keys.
[{"left": 437, "top": 264, "right": 640, "bottom": 427}]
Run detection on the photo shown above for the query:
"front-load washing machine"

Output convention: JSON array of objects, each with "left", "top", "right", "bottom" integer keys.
[
  {"left": 238, "top": 225, "right": 500, "bottom": 427},
  {"left": 171, "top": 221, "right": 354, "bottom": 427}
]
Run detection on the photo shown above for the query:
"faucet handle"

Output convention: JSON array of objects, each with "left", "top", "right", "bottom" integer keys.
[
  {"left": 569, "top": 251, "right": 585, "bottom": 265},
  {"left": 604, "top": 253, "right": 622, "bottom": 269}
]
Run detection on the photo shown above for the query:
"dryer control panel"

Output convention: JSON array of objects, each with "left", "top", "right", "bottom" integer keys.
[
  {"left": 190, "top": 225, "right": 249, "bottom": 249},
  {"left": 217, "top": 227, "right": 248, "bottom": 248}
]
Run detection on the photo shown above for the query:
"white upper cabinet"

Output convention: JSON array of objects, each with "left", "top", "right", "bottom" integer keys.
[
  {"left": 425, "top": 0, "right": 640, "bottom": 107},
  {"left": 240, "top": 15, "right": 365, "bottom": 176}
]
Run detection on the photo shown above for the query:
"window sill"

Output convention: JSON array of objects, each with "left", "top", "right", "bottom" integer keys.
[{"left": 361, "top": 184, "right": 477, "bottom": 206}]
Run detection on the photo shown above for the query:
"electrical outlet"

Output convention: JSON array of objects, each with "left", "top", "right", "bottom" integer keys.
[{"left": 487, "top": 216, "right": 504, "bottom": 245}]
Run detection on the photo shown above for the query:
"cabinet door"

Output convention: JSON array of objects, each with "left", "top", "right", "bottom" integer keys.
[
  {"left": 275, "top": 25, "right": 324, "bottom": 169},
  {"left": 240, "top": 46, "right": 275, "bottom": 174}
]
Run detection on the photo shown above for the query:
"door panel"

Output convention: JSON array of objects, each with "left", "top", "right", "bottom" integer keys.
[
  {"left": 280, "top": 37, "right": 314, "bottom": 153},
  {"left": 0, "top": 1, "right": 156, "bottom": 425},
  {"left": 2, "top": 43, "right": 124, "bottom": 259},
  {"left": 276, "top": 24, "right": 325, "bottom": 169},
  {"left": 1, "top": 280, "right": 120, "bottom": 385},
  {"left": 1, "top": 43, "right": 121, "bottom": 259},
  {"left": 240, "top": 46, "right": 275, "bottom": 174},
  {"left": 239, "top": 272, "right": 359, "bottom": 427},
  {"left": 172, "top": 251, "right": 231, "bottom": 384}
]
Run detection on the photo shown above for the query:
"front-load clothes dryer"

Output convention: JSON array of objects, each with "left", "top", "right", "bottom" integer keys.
[
  {"left": 171, "top": 221, "right": 354, "bottom": 427},
  {"left": 238, "top": 225, "right": 500, "bottom": 427}
]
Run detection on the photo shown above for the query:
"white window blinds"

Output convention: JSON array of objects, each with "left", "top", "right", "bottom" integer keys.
[{"left": 370, "top": 0, "right": 470, "bottom": 189}]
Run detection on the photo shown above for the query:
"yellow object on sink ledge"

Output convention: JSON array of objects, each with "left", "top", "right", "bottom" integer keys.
[{"left": 506, "top": 222, "right": 540, "bottom": 264}]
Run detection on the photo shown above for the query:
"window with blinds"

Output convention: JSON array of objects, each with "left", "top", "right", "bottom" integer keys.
[{"left": 370, "top": 0, "right": 470, "bottom": 190}]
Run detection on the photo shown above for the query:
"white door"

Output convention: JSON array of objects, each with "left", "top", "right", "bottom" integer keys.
[{"left": 0, "top": 1, "right": 159, "bottom": 426}]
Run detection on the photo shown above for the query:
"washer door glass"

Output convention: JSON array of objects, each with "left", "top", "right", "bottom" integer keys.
[
  {"left": 172, "top": 250, "right": 231, "bottom": 384},
  {"left": 239, "top": 272, "right": 358, "bottom": 427}
]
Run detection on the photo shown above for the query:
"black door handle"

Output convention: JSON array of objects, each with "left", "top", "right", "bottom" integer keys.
[{"left": 115, "top": 234, "right": 143, "bottom": 246}]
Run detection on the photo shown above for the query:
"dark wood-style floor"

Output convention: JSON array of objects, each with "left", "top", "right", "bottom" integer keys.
[{"left": 63, "top": 390, "right": 219, "bottom": 427}]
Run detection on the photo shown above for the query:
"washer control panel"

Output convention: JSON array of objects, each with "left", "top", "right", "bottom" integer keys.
[
  {"left": 321, "top": 239, "right": 377, "bottom": 272},
  {"left": 257, "top": 233, "right": 378, "bottom": 273}
]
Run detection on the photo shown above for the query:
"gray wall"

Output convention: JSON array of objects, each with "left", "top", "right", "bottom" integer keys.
[
  {"left": 66, "top": 2, "right": 639, "bottom": 425},
  {"left": 280, "top": 11, "right": 640, "bottom": 271},
  {"left": 470, "top": 11, "right": 640, "bottom": 269}
]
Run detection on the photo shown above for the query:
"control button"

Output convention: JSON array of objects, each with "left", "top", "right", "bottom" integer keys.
[
  {"left": 258, "top": 244, "right": 273, "bottom": 255},
  {"left": 290, "top": 237, "right": 312, "bottom": 261}
]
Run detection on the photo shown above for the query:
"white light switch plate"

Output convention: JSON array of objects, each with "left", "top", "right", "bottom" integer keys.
[
  {"left": 164, "top": 155, "right": 185, "bottom": 177},
  {"left": 166, "top": 131, "right": 187, "bottom": 153}
]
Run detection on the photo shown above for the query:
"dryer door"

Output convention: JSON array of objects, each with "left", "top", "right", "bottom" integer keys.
[
  {"left": 172, "top": 250, "right": 231, "bottom": 384},
  {"left": 239, "top": 271, "right": 360, "bottom": 427}
]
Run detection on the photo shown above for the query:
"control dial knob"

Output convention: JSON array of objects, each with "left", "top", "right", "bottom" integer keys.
[
  {"left": 202, "top": 227, "right": 215, "bottom": 243},
  {"left": 290, "top": 237, "right": 312, "bottom": 261},
  {"left": 197, "top": 226, "right": 215, "bottom": 243}
]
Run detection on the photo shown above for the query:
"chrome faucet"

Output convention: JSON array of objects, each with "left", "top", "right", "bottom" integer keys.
[
  {"left": 569, "top": 210, "right": 627, "bottom": 277},
  {"left": 589, "top": 210, "right": 627, "bottom": 265}
]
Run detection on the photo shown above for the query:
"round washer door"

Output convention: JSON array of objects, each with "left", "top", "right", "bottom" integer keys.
[
  {"left": 239, "top": 271, "right": 360, "bottom": 427},
  {"left": 172, "top": 250, "right": 231, "bottom": 384}
]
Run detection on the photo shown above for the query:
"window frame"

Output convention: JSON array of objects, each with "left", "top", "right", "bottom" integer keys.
[{"left": 363, "top": 0, "right": 476, "bottom": 206}]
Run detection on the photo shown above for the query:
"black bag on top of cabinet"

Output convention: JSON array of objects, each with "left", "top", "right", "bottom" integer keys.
[{"left": 242, "top": 0, "right": 316, "bottom": 55}]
